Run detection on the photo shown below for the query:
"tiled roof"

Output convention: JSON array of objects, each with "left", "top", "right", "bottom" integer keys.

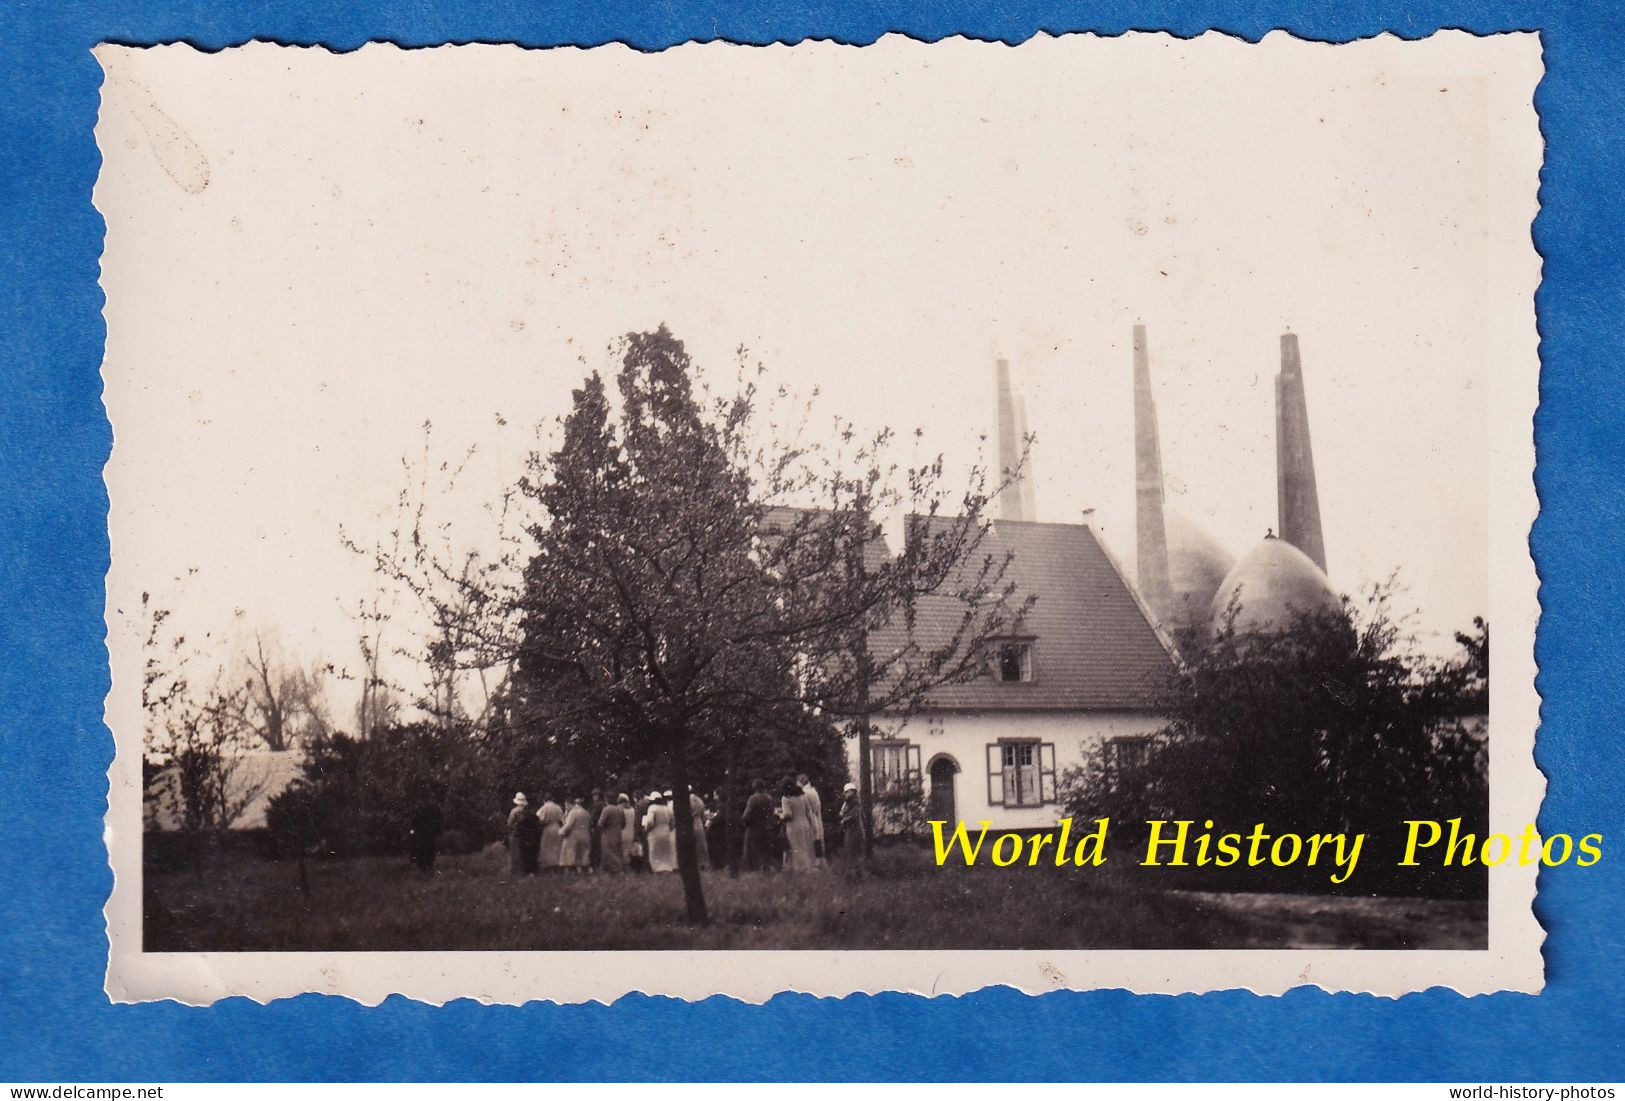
[{"left": 870, "top": 517, "right": 1174, "bottom": 711}]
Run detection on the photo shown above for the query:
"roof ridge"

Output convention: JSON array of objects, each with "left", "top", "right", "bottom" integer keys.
[{"left": 907, "top": 512, "right": 1096, "bottom": 531}]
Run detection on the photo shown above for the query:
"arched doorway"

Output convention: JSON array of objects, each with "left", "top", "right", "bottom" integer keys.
[{"left": 927, "top": 754, "right": 959, "bottom": 824}]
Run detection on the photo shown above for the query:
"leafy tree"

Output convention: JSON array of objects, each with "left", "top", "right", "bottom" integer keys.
[
  {"left": 1062, "top": 584, "right": 1488, "bottom": 897},
  {"left": 265, "top": 720, "right": 491, "bottom": 859},
  {"left": 499, "top": 327, "right": 1025, "bottom": 923}
]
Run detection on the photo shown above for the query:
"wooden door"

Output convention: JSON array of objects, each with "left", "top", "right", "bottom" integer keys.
[{"left": 928, "top": 756, "right": 957, "bottom": 823}]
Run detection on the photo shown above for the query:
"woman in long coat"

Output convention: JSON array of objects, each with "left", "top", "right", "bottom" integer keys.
[
  {"left": 798, "top": 774, "right": 825, "bottom": 862},
  {"left": 837, "top": 782, "right": 862, "bottom": 860},
  {"left": 587, "top": 788, "right": 606, "bottom": 870},
  {"left": 643, "top": 793, "right": 678, "bottom": 873},
  {"left": 507, "top": 793, "right": 541, "bottom": 876},
  {"left": 537, "top": 794, "right": 565, "bottom": 870},
  {"left": 597, "top": 796, "right": 627, "bottom": 873},
  {"left": 631, "top": 790, "right": 653, "bottom": 872},
  {"left": 560, "top": 796, "right": 592, "bottom": 871},
  {"left": 688, "top": 790, "right": 710, "bottom": 870},
  {"left": 706, "top": 788, "right": 729, "bottom": 871},
  {"left": 779, "top": 776, "right": 816, "bottom": 872},
  {"left": 618, "top": 793, "right": 636, "bottom": 867},
  {"left": 740, "top": 780, "right": 774, "bottom": 872}
]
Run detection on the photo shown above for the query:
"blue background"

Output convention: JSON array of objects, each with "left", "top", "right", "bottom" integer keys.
[{"left": 2, "top": 0, "right": 1622, "bottom": 1083}]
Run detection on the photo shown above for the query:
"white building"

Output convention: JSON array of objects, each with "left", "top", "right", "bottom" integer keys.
[{"left": 859, "top": 515, "right": 1176, "bottom": 832}]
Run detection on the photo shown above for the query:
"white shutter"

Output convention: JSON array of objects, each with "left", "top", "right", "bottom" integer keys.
[
  {"left": 1019, "top": 762, "right": 1038, "bottom": 806},
  {"left": 986, "top": 743, "right": 1004, "bottom": 806},
  {"left": 1040, "top": 742, "right": 1057, "bottom": 804}
]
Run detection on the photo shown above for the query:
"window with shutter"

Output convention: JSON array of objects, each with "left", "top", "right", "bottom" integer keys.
[
  {"left": 991, "top": 740, "right": 1047, "bottom": 807},
  {"left": 872, "top": 740, "right": 923, "bottom": 795}
]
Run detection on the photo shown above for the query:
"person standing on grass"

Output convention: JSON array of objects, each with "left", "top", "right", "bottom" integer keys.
[
  {"left": 779, "top": 775, "right": 816, "bottom": 872},
  {"left": 588, "top": 788, "right": 606, "bottom": 870},
  {"left": 508, "top": 793, "right": 541, "bottom": 876},
  {"left": 705, "top": 788, "right": 729, "bottom": 873},
  {"left": 797, "top": 773, "right": 825, "bottom": 864},
  {"left": 537, "top": 792, "right": 565, "bottom": 872},
  {"left": 740, "top": 778, "right": 775, "bottom": 872},
  {"left": 644, "top": 791, "right": 678, "bottom": 873},
  {"left": 687, "top": 788, "right": 710, "bottom": 871},
  {"left": 632, "top": 788, "right": 655, "bottom": 872},
  {"left": 561, "top": 796, "right": 592, "bottom": 872},
  {"left": 836, "top": 782, "right": 862, "bottom": 860},
  {"left": 409, "top": 794, "right": 443, "bottom": 874},
  {"left": 597, "top": 795, "right": 628, "bottom": 873},
  {"left": 619, "top": 793, "right": 637, "bottom": 869}
]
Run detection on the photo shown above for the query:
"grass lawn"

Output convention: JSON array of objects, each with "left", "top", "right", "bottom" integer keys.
[{"left": 144, "top": 845, "right": 1486, "bottom": 952}]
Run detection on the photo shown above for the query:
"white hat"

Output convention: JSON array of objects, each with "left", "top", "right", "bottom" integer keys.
[
  {"left": 843, "top": 782, "right": 856, "bottom": 793},
  {"left": 663, "top": 789, "right": 673, "bottom": 798},
  {"left": 514, "top": 792, "right": 529, "bottom": 805}
]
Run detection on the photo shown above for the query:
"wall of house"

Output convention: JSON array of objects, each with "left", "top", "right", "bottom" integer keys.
[{"left": 853, "top": 709, "right": 1166, "bottom": 832}]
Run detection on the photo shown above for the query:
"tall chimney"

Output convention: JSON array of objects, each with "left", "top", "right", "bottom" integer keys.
[
  {"left": 995, "top": 358, "right": 1034, "bottom": 522},
  {"left": 1133, "top": 325, "right": 1172, "bottom": 617},
  {"left": 1014, "top": 393, "right": 1037, "bottom": 521},
  {"left": 1276, "top": 332, "right": 1327, "bottom": 573}
]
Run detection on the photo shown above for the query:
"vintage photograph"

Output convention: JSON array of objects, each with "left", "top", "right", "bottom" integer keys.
[{"left": 96, "top": 33, "right": 1544, "bottom": 1004}]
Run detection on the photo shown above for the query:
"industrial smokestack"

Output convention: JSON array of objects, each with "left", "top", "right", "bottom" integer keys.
[
  {"left": 1275, "top": 332, "right": 1327, "bottom": 573},
  {"left": 1013, "top": 393, "right": 1037, "bottom": 521},
  {"left": 995, "top": 358, "right": 1034, "bottom": 522},
  {"left": 1133, "top": 325, "right": 1173, "bottom": 617}
]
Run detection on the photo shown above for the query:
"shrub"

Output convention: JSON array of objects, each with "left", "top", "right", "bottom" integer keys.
[
  {"left": 872, "top": 777, "right": 929, "bottom": 840},
  {"left": 1062, "top": 587, "right": 1488, "bottom": 899}
]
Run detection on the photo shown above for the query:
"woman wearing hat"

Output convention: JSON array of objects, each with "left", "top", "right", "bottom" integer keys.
[
  {"left": 837, "top": 782, "right": 862, "bottom": 861},
  {"left": 643, "top": 791, "right": 678, "bottom": 873},
  {"left": 507, "top": 793, "right": 541, "bottom": 876}
]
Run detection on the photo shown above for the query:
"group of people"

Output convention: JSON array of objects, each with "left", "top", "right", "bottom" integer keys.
[{"left": 503, "top": 775, "right": 863, "bottom": 877}]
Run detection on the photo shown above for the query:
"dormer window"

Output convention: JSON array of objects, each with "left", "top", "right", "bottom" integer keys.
[{"left": 990, "top": 638, "right": 1035, "bottom": 683}]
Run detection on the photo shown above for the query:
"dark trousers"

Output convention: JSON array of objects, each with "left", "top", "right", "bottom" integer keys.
[{"left": 742, "top": 828, "right": 773, "bottom": 872}]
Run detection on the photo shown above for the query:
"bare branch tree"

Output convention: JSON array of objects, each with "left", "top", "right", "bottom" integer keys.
[
  {"left": 342, "top": 419, "right": 528, "bottom": 729},
  {"left": 227, "top": 630, "right": 335, "bottom": 751},
  {"left": 339, "top": 593, "right": 402, "bottom": 740},
  {"left": 140, "top": 594, "right": 273, "bottom": 836}
]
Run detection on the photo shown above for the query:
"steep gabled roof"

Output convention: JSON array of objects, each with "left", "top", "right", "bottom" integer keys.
[{"left": 870, "top": 517, "right": 1175, "bottom": 711}]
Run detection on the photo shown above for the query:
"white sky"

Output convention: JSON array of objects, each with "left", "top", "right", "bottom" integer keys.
[{"left": 97, "top": 34, "right": 1540, "bottom": 717}]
